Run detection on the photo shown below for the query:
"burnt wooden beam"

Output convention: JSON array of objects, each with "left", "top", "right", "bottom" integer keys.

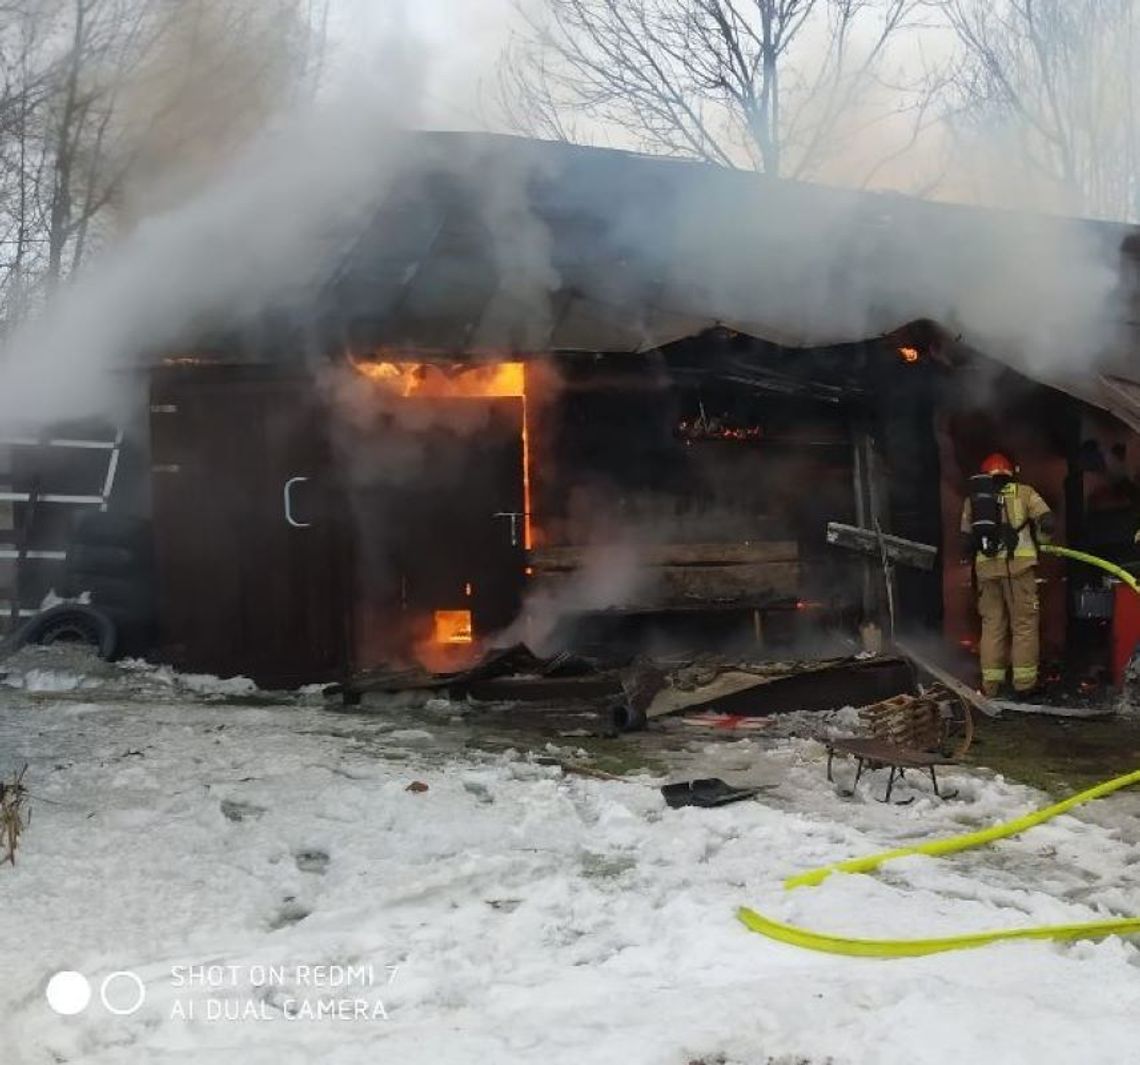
[
  {"left": 655, "top": 656, "right": 915, "bottom": 717},
  {"left": 825, "top": 522, "right": 938, "bottom": 571},
  {"left": 894, "top": 638, "right": 1000, "bottom": 719},
  {"left": 657, "top": 563, "right": 799, "bottom": 602},
  {"left": 528, "top": 541, "right": 799, "bottom": 570},
  {"left": 528, "top": 560, "right": 799, "bottom": 609}
]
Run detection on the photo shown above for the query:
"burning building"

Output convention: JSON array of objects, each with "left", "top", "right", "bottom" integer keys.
[{"left": 2, "top": 132, "right": 1140, "bottom": 689}]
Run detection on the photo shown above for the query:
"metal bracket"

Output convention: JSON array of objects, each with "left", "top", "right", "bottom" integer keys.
[
  {"left": 494, "top": 511, "right": 524, "bottom": 547},
  {"left": 284, "top": 477, "right": 311, "bottom": 529}
]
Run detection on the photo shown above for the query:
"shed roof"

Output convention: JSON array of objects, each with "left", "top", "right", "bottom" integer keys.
[{"left": 320, "top": 132, "right": 1140, "bottom": 426}]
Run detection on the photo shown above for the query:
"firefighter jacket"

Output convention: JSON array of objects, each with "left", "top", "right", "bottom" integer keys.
[{"left": 960, "top": 482, "right": 1052, "bottom": 580}]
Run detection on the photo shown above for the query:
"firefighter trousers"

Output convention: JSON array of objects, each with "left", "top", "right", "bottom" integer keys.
[{"left": 977, "top": 568, "right": 1039, "bottom": 695}]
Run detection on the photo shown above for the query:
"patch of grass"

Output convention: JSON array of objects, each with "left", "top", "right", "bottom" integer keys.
[
  {"left": 967, "top": 714, "right": 1140, "bottom": 795},
  {"left": 463, "top": 729, "right": 669, "bottom": 777},
  {"left": 559, "top": 734, "right": 669, "bottom": 777}
]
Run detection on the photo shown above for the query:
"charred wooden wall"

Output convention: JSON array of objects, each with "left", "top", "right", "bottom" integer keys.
[{"left": 527, "top": 348, "right": 863, "bottom": 631}]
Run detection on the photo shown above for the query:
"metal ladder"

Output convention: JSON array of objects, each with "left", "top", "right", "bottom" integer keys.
[{"left": 0, "top": 431, "right": 124, "bottom": 633}]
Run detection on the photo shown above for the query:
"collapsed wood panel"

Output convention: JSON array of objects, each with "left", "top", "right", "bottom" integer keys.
[
  {"left": 645, "top": 655, "right": 916, "bottom": 718},
  {"left": 529, "top": 542, "right": 798, "bottom": 568},
  {"left": 527, "top": 541, "right": 800, "bottom": 610}
]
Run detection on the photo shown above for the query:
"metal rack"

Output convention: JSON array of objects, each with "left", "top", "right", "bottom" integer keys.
[{"left": 0, "top": 432, "right": 123, "bottom": 631}]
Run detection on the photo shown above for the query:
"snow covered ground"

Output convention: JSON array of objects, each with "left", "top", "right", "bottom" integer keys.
[{"left": 4, "top": 651, "right": 1140, "bottom": 1064}]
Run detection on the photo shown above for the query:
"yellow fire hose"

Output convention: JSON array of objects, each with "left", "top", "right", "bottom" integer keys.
[
  {"left": 1040, "top": 543, "right": 1140, "bottom": 594},
  {"left": 738, "top": 767, "right": 1140, "bottom": 956},
  {"left": 736, "top": 544, "right": 1140, "bottom": 956},
  {"left": 785, "top": 767, "right": 1140, "bottom": 889},
  {"left": 736, "top": 907, "right": 1140, "bottom": 958}
]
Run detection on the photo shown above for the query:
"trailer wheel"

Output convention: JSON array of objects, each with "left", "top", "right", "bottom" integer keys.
[{"left": 5, "top": 605, "right": 120, "bottom": 660}]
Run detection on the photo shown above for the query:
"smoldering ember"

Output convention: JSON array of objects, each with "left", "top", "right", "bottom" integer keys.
[{"left": 4, "top": 2, "right": 1140, "bottom": 1063}]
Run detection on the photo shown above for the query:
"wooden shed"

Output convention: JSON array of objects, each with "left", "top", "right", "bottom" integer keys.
[{"left": 4, "top": 132, "right": 1139, "bottom": 689}]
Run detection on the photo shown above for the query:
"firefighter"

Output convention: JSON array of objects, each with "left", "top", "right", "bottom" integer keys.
[{"left": 960, "top": 453, "right": 1055, "bottom": 697}]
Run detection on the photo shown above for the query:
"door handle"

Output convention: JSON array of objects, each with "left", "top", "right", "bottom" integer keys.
[
  {"left": 284, "top": 476, "right": 312, "bottom": 528},
  {"left": 494, "top": 511, "right": 524, "bottom": 547}
]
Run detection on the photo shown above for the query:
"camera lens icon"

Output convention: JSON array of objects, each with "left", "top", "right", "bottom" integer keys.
[
  {"left": 46, "top": 970, "right": 146, "bottom": 1017},
  {"left": 100, "top": 971, "right": 147, "bottom": 1016},
  {"left": 45, "top": 971, "right": 91, "bottom": 1016}
]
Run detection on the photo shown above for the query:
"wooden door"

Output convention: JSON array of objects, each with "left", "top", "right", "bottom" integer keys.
[
  {"left": 398, "top": 397, "right": 526, "bottom": 633},
  {"left": 346, "top": 396, "right": 527, "bottom": 664},
  {"left": 150, "top": 367, "right": 349, "bottom": 686}
]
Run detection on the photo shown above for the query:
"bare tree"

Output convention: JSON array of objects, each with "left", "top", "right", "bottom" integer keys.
[
  {"left": 0, "top": 2, "right": 60, "bottom": 326},
  {"left": 497, "top": 0, "right": 929, "bottom": 179},
  {"left": 0, "top": 0, "right": 331, "bottom": 326},
  {"left": 936, "top": 0, "right": 1140, "bottom": 222},
  {"left": 44, "top": 0, "right": 170, "bottom": 285}
]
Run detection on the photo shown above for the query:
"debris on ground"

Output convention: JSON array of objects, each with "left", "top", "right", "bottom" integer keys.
[
  {"left": 346, "top": 646, "right": 921, "bottom": 738},
  {"left": 346, "top": 644, "right": 665, "bottom": 737},
  {"left": 5, "top": 659, "right": 1140, "bottom": 1061},
  {"left": 646, "top": 654, "right": 915, "bottom": 719},
  {"left": 0, "top": 764, "right": 29, "bottom": 865},
  {"left": 660, "top": 777, "right": 772, "bottom": 808},
  {"left": 679, "top": 713, "right": 776, "bottom": 731}
]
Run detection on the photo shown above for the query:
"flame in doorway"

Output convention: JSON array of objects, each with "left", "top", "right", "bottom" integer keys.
[{"left": 434, "top": 610, "right": 473, "bottom": 645}]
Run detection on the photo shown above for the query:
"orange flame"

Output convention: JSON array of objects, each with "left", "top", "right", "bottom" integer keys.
[
  {"left": 434, "top": 610, "right": 473, "bottom": 644},
  {"left": 351, "top": 360, "right": 525, "bottom": 398},
  {"left": 898, "top": 346, "right": 920, "bottom": 364},
  {"left": 677, "top": 419, "right": 763, "bottom": 443},
  {"left": 413, "top": 609, "right": 481, "bottom": 673}
]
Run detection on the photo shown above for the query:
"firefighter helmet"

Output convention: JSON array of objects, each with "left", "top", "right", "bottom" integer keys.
[{"left": 980, "top": 452, "right": 1014, "bottom": 477}]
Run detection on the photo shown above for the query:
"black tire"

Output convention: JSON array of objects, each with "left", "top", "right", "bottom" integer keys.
[
  {"left": 6, "top": 605, "right": 119, "bottom": 660},
  {"left": 65, "top": 543, "right": 138, "bottom": 576}
]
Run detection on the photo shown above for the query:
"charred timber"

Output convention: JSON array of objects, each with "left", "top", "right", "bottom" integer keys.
[
  {"left": 526, "top": 562, "right": 799, "bottom": 610},
  {"left": 528, "top": 542, "right": 799, "bottom": 570}
]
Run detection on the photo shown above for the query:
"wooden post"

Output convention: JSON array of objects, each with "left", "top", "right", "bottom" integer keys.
[{"left": 851, "top": 426, "right": 893, "bottom": 628}]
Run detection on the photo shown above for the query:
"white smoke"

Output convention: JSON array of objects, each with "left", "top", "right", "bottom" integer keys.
[
  {"left": 0, "top": 2, "right": 1129, "bottom": 430},
  {"left": 497, "top": 542, "right": 650, "bottom": 653},
  {"left": 0, "top": 0, "right": 439, "bottom": 430},
  {"left": 0, "top": 0, "right": 1130, "bottom": 659}
]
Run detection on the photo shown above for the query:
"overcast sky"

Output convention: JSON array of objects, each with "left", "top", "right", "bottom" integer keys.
[
  {"left": 328, "top": 0, "right": 516, "bottom": 129},
  {"left": 315, "top": 1, "right": 1124, "bottom": 217},
  {"left": 320, "top": 0, "right": 952, "bottom": 191}
]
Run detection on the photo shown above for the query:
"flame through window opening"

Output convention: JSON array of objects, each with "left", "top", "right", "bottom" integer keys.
[
  {"left": 350, "top": 358, "right": 533, "bottom": 553},
  {"left": 676, "top": 400, "right": 763, "bottom": 443}
]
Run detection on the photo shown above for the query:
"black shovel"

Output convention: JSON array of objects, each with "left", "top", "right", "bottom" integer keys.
[{"left": 660, "top": 777, "right": 770, "bottom": 809}]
